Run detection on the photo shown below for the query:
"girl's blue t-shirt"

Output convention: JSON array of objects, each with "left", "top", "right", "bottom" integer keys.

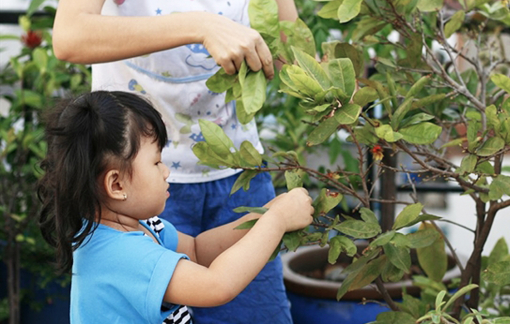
[{"left": 71, "top": 218, "right": 188, "bottom": 324}]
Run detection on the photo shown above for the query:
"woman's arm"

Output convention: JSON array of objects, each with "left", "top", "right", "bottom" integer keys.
[
  {"left": 166, "top": 188, "right": 313, "bottom": 307},
  {"left": 52, "top": 0, "right": 274, "bottom": 76}
]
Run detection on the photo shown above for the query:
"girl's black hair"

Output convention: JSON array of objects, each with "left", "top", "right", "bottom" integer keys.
[{"left": 38, "top": 91, "right": 168, "bottom": 274}]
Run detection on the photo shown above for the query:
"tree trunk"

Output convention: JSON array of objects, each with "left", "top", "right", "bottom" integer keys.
[
  {"left": 380, "top": 149, "right": 397, "bottom": 232},
  {"left": 6, "top": 219, "right": 20, "bottom": 324}
]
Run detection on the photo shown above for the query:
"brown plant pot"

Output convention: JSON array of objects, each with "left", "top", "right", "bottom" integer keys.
[
  {"left": 282, "top": 243, "right": 462, "bottom": 300},
  {"left": 281, "top": 243, "right": 463, "bottom": 324}
]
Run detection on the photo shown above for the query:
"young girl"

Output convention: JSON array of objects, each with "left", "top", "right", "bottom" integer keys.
[{"left": 38, "top": 91, "right": 314, "bottom": 324}]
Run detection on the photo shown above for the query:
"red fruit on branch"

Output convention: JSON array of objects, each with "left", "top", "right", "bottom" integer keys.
[{"left": 21, "top": 30, "right": 43, "bottom": 49}]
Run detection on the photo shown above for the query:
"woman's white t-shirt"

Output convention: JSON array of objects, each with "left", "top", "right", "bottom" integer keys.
[{"left": 92, "top": 0, "right": 263, "bottom": 183}]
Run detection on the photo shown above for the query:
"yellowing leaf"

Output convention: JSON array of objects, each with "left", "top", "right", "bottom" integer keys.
[
  {"left": 337, "top": 0, "right": 363, "bottom": 23},
  {"left": 444, "top": 10, "right": 465, "bottom": 38}
]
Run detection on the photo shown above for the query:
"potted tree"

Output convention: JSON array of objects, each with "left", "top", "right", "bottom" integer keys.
[
  {"left": 0, "top": 2, "right": 90, "bottom": 323},
  {"left": 195, "top": 0, "right": 510, "bottom": 323}
]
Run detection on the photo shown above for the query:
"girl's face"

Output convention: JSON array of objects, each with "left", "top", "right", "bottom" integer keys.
[{"left": 123, "top": 136, "right": 170, "bottom": 220}]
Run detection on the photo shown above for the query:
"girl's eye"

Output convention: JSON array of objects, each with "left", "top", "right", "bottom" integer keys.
[{"left": 155, "top": 161, "right": 162, "bottom": 166}]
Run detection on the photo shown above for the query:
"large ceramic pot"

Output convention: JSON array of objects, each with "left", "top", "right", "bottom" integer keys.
[{"left": 282, "top": 244, "right": 462, "bottom": 324}]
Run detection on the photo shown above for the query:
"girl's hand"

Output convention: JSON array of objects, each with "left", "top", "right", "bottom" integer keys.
[
  {"left": 200, "top": 13, "right": 274, "bottom": 79},
  {"left": 266, "top": 188, "right": 314, "bottom": 232}
]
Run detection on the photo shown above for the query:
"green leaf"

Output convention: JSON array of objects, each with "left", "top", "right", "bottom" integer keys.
[
  {"left": 352, "top": 123, "right": 379, "bottom": 145},
  {"left": 500, "top": 118, "right": 510, "bottom": 144},
  {"left": 307, "top": 117, "right": 340, "bottom": 146},
  {"left": 441, "top": 138, "right": 465, "bottom": 149},
  {"left": 206, "top": 68, "right": 237, "bottom": 93},
  {"left": 248, "top": 0, "right": 280, "bottom": 39},
  {"left": 360, "top": 207, "right": 378, "bottom": 224},
  {"left": 313, "top": 188, "right": 343, "bottom": 218},
  {"left": 236, "top": 100, "right": 256, "bottom": 125},
  {"left": 387, "top": 72, "right": 399, "bottom": 112},
  {"left": 343, "top": 247, "right": 381, "bottom": 275},
  {"left": 33, "top": 48, "right": 48, "bottom": 73},
  {"left": 375, "top": 124, "right": 404, "bottom": 143},
  {"left": 337, "top": 0, "right": 363, "bottom": 23},
  {"left": 391, "top": 96, "right": 414, "bottom": 131},
  {"left": 324, "top": 58, "right": 356, "bottom": 98},
  {"left": 329, "top": 235, "right": 357, "bottom": 264},
  {"left": 404, "top": 214, "right": 442, "bottom": 228},
  {"left": 381, "top": 258, "right": 405, "bottom": 282},
  {"left": 417, "top": 0, "right": 444, "bottom": 12},
  {"left": 491, "top": 73, "right": 510, "bottom": 93},
  {"left": 27, "top": 0, "right": 46, "bottom": 17},
  {"left": 240, "top": 141, "right": 262, "bottom": 166},
  {"left": 334, "top": 220, "right": 382, "bottom": 239},
  {"left": 459, "top": 154, "right": 477, "bottom": 174},
  {"left": 488, "top": 237, "right": 509, "bottom": 266},
  {"left": 198, "top": 119, "right": 236, "bottom": 160},
  {"left": 288, "top": 70, "right": 324, "bottom": 97},
  {"left": 384, "top": 243, "right": 411, "bottom": 271},
  {"left": 242, "top": 70, "right": 267, "bottom": 114},
  {"left": 292, "top": 46, "right": 331, "bottom": 90},
  {"left": 374, "top": 311, "right": 416, "bottom": 324},
  {"left": 353, "top": 86, "right": 378, "bottom": 107},
  {"left": 444, "top": 10, "right": 465, "bottom": 38},
  {"left": 400, "top": 113, "right": 435, "bottom": 128},
  {"left": 234, "top": 219, "right": 258, "bottom": 230},
  {"left": 352, "top": 16, "right": 388, "bottom": 41},
  {"left": 476, "top": 136, "right": 505, "bottom": 156},
  {"left": 283, "top": 231, "right": 303, "bottom": 252},
  {"left": 411, "top": 93, "right": 446, "bottom": 110},
  {"left": 230, "top": 170, "right": 259, "bottom": 195},
  {"left": 489, "top": 174, "right": 510, "bottom": 200},
  {"left": 370, "top": 231, "right": 396, "bottom": 247},
  {"left": 192, "top": 142, "right": 229, "bottom": 168},
  {"left": 486, "top": 104, "right": 500, "bottom": 131},
  {"left": 233, "top": 206, "right": 268, "bottom": 215},
  {"left": 285, "top": 170, "right": 303, "bottom": 190},
  {"left": 322, "top": 41, "right": 363, "bottom": 77},
  {"left": 281, "top": 19, "right": 316, "bottom": 58},
  {"left": 334, "top": 103, "right": 361, "bottom": 125},
  {"left": 443, "top": 284, "right": 479, "bottom": 311},
  {"left": 399, "top": 122, "right": 442, "bottom": 144},
  {"left": 417, "top": 223, "right": 447, "bottom": 282},
  {"left": 318, "top": 0, "right": 343, "bottom": 19},
  {"left": 406, "top": 228, "right": 441, "bottom": 249},
  {"left": 348, "top": 255, "right": 386, "bottom": 291}
]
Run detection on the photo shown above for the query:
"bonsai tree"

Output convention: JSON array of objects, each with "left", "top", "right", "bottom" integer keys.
[
  {"left": 0, "top": 2, "right": 90, "bottom": 323},
  {"left": 195, "top": 0, "right": 510, "bottom": 322}
]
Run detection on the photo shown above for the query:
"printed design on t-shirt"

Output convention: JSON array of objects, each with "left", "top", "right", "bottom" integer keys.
[
  {"left": 175, "top": 113, "right": 195, "bottom": 134},
  {"left": 128, "top": 79, "right": 146, "bottom": 94},
  {"left": 189, "top": 132, "right": 204, "bottom": 143},
  {"left": 113, "top": 0, "right": 125, "bottom": 5},
  {"left": 185, "top": 44, "right": 217, "bottom": 71},
  {"left": 171, "top": 162, "right": 181, "bottom": 169}
]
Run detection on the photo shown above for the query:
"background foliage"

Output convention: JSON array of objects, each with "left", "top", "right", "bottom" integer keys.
[
  {"left": 199, "top": 0, "right": 510, "bottom": 323},
  {"left": 0, "top": 2, "right": 90, "bottom": 323}
]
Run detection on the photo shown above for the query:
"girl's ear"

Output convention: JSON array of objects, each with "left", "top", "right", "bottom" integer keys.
[{"left": 103, "top": 169, "right": 126, "bottom": 201}]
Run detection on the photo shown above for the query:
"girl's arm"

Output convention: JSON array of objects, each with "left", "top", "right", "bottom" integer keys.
[
  {"left": 52, "top": 0, "right": 274, "bottom": 76},
  {"left": 165, "top": 188, "right": 313, "bottom": 307}
]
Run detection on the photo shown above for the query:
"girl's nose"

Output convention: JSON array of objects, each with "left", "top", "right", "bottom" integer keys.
[{"left": 162, "top": 163, "right": 170, "bottom": 178}]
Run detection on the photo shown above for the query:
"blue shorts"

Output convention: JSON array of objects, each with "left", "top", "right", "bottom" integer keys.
[{"left": 160, "top": 171, "right": 293, "bottom": 324}]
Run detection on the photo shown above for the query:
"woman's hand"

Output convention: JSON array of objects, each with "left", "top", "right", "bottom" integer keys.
[{"left": 200, "top": 13, "right": 274, "bottom": 79}]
